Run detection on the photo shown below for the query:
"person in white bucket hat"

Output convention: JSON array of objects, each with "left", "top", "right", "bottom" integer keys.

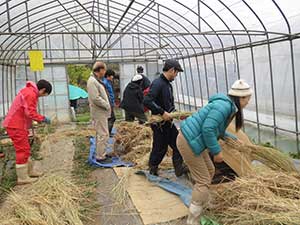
[
  {"left": 120, "top": 74, "right": 147, "bottom": 124},
  {"left": 176, "top": 79, "right": 252, "bottom": 225},
  {"left": 228, "top": 79, "right": 253, "bottom": 97}
]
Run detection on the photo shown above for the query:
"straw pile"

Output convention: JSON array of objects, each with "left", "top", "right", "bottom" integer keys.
[
  {"left": 0, "top": 175, "right": 85, "bottom": 225},
  {"left": 146, "top": 111, "right": 193, "bottom": 125},
  {"left": 114, "top": 122, "right": 152, "bottom": 164},
  {"left": 113, "top": 122, "right": 173, "bottom": 169},
  {"left": 225, "top": 138, "right": 298, "bottom": 173},
  {"left": 210, "top": 169, "right": 300, "bottom": 225}
]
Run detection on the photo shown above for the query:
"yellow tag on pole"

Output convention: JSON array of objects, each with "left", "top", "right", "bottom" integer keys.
[{"left": 28, "top": 51, "right": 44, "bottom": 71}]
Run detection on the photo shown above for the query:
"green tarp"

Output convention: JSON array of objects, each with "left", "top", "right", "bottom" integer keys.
[{"left": 68, "top": 84, "right": 88, "bottom": 100}]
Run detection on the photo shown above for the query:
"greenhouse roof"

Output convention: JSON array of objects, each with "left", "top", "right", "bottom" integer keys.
[{"left": 0, "top": 0, "right": 300, "bottom": 64}]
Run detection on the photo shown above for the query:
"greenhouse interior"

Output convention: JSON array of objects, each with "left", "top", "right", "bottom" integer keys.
[{"left": 1, "top": 1, "right": 300, "bottom": 224}]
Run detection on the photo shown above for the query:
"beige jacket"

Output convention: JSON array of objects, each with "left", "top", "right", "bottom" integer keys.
[{"left": 87, "top": 74, "right": 111, "bottom": 120}]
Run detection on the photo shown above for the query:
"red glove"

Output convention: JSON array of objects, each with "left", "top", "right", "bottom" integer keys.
[{"left": 179, "top": 115, "right": 189, "bottom": 120}]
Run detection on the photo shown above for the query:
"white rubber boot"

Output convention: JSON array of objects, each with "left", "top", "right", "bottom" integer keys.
[
  {"left": 28, "top": 159, "right": 44, "bottom": 177},
  {"left": 187, "top": 202, "right": 203, "bottom": 225},
  {"left": 16, "top": 163, "right": 38, "bottom": 185}
]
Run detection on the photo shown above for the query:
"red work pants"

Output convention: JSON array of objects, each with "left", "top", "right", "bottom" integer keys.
[{"left": 6, "top": 128, "right": 30, "bottom": 164}]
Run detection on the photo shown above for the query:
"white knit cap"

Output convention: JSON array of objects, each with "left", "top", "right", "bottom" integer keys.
[
  {"left": 228, "top": 79, "right": 253, "bottom": 97},
  {"left": 132, "top": 74, "right": 143, "bottom": 82}
]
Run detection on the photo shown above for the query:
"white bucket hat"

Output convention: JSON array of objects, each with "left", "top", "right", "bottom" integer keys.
[
  {"left": 228, "top": 79, "right": 253, "bottom": 97},
  {"left": 132, "top": 74, "right": 143, "bottom": 82}
]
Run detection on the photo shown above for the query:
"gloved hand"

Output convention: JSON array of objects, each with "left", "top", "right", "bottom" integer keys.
[
  {"left": 224, "top": 131, "right": 237, "bottom": 140},
  {"left": 213, "top": 151, "right": 223, "bottom": 163},
  {"left": 42, "top": 117, "right": 51, "bottom": 124},
  {"left": 179, "top": 115, "right": 189, "bottom": 120}
]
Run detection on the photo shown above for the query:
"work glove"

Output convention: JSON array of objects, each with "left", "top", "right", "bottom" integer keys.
[
  {"left": 224, "top": 131, "right": 237, "bottom": 140},
  {"left": 42, "top": 117, "right": 51, "bottom": 124}
]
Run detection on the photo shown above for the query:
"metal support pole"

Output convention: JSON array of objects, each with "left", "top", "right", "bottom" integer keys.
[
  {"left": 24, "top": 52, "right": 28, "bottom": 81},
  {"left": 6, "top": 65, "right": 9, "bottom": 112},
  {"left": 5, "top": 0, "right": 12, "bottom": 32},
  {"left": 266, "top": 42, "right": 277, "bottom": 145},
  {"left": 289, "top": 40, "right": 300, "bottom": 155},
  {"left": 198, "top": 0, "right": 201, "bottom": 32},
  {"left": 48, "top": 35, "right": 58, "bottom": 118},
  {"left": 187, "top": 57, "right": 197, "bottom": 110},
  {"left": 62, "top": 33, "right": 66, "bottom": 62},
  {"left": 106, "top": 0, "right": 110, "bottom": 61},
  {"left": 181, "top": 59, "right": 191, "bottom": 110},
  {"left": 203, "top": 55, "right": 209, "bottom": 98},
  {"left": 2, "top": 65, "right": 5, "bottom": 116},
  {"left": 44, "top": 23, "right": 48, "bottom": 58},
  {"left": 137, "top": 24, "right": 141, "bottom": 55},
  {"left": 158, "top": 4, "right": 161, "bottom": 47},
  {"left": 195, "top": 56, "right": 204, "bottom": 107}
]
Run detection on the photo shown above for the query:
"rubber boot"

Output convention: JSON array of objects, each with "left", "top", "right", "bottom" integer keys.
[
  {"left": 16, "top": 163, "right": 38, "bottom": 185},
  {"left": 149, "top": 164, "right": 159, "bottom": 176},
  {"left": 28, "top": 159, "right": 44, "bottom": 177},
  {"left": 173, "top": 160, "right": 189, "bottom": 177},
  {"left": 187, "top": 202, "right": 203, "bottom": 225}
]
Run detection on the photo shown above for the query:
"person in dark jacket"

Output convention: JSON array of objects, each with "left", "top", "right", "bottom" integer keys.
[
  {"left": 143, "top": 59, "right": 188, "bottom": 177},
  {"left": 120, "top": 74, "right": 147, "bottom": 124},
  {"left": 136, "top": 65, "right": 151, "bottom": 90},
  {"left": 177, "top": 80, "right": 252, "bottom": 225},
  {"left": 103, "top": 69, "right": 116, "bottom": 136}
]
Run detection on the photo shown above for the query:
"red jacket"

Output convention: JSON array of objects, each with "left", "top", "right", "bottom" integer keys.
[{"left": 2, "top": 81, "right": 45, "bottom": 130}]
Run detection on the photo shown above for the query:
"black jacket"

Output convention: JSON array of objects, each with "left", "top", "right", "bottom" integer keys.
[
  {"left": 143, "top": 74, "right": 175, "bottom": 115},
  {"left": 120, "top": 82, "right": 144, "bottom": 114},
  {"left": 141, "top": 74, "right": 151, "bottom": 90}
]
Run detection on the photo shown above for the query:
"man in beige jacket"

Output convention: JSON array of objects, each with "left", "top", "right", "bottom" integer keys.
[{"left": 87, "top": 61, "right": 112, "bottom": 163}]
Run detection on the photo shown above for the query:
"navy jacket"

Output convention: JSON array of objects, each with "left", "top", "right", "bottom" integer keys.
[{"left": 143, "top": 74, "right": 175, "bottom": 115}]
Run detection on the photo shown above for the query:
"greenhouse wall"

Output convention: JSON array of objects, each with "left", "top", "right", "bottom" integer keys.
[{"left": 0, "top": 64, "right": 71, "bottom": 123}]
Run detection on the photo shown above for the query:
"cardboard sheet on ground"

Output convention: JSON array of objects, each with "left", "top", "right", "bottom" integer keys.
[{"left": 113, "top": 167, "right": 188, "bottom": 224}]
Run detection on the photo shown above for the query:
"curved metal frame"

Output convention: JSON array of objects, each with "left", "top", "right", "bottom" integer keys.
[{"left": 0, "top": 0, "right": 299, "bottom": 154}]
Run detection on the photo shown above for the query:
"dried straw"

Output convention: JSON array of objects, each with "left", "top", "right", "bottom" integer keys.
[
  {"left": 146, "top": 111, "right": 193, "bottom": 125},
  {"left": 210, "top": 170, "right": 300, "bottom": 225},
  {"left": 111, "top": 169, "right": 132, "bottom": 205},
  {"left": 113, "top": 122, "right": 175, "bottom": 169},
  {"left": 114, "top": 121, "right": 152, "bottom": 155},
  {"left": 0, "top": 175, "right": 84, "bottom": 225},
  {"left": 225, "top": 138, "right": 298, "bottom": 173}
]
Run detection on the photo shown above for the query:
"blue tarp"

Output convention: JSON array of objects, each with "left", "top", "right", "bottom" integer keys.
[
  {"left": 88, "top": 136, "right": 133, "bottom": 168},
  {"left": 68, "top": 84, "right": 88, "bottom": 100},
  {"left": 136, "top": 170, "right": 192, "bottom": 207}
]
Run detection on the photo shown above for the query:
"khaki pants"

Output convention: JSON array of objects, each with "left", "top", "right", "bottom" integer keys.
[
  {"left": 93, "top": 118, "right": 109, "bottom": 158},
  {"left": 177, "top": 131, "right": 215, "bottom": 206}
]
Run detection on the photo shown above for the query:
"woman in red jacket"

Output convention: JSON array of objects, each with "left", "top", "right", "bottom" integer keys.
[{"left": 2, "top": 79, "right": 52, "bottom": 185}]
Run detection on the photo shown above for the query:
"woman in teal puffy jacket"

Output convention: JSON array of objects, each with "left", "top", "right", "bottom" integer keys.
[{"left": 177, "top": 79, "right": 252, "bottom": 225}]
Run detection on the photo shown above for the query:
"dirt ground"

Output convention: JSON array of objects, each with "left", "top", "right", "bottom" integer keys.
[{"left": 0, "top": 124, "right": 187, "bottom": 225}]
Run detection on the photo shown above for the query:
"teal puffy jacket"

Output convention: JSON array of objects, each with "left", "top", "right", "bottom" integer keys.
[{"left": 180, "top": 94, "right": 236, "bottom": 156}]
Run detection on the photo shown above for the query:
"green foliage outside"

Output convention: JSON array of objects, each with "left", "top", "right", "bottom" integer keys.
[
  {"left": 67, "top": 63, "right": 120, "bottom": 91},
  {"left": 67, "top": 65, "right": 91, "bottom": 90}
]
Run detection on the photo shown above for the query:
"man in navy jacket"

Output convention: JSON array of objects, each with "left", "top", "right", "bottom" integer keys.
[{"left": 144, "top": 59, "right": 188, "bottom": 177}]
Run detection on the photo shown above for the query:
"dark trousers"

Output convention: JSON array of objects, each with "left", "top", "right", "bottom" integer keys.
[
  {"left": 108, "top": 107, "right": 116, "bottom": 135},
  {"left": 149, "top": 122, "right": 183, "bottom": 167},
  {"left": 125, "top": 111, "right": 147, "bottom": 124}
]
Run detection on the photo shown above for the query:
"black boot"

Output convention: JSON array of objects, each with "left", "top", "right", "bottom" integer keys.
[
  {"left": 149, "top": 164, "right": 159, "bottom": 176},
  {"left": 173, "top": 160, "right": 189, "bottom": 177}
]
